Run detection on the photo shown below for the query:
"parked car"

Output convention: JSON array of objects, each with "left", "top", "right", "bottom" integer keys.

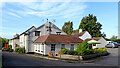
[
  {"left": 117, "top": 42, "right": 120, "bottom": 46},
  {"left": 105, "top": 42, "right": 118, "bottom": 48},
  {"left": 2, "top": 47, "right": 7, "bottom": 50}
]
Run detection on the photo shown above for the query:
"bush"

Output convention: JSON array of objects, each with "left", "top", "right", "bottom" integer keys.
[
  {"left": 9, "top": 49, "right": 13, "bottom": 52},
  {"left": 59, "top": 48, "right": 68, "bottom": 54},
  {"left": 94, "top": 48, "right": 107, "bottom": 54},
  {"left": 9, "top": 45, "right": 12, "bottom": 49},
  {"left": 74, "top": 50, "right": 78, "bottom": 55},
  {"left": 94, "top": 49, "right": 99, "bottom": 54},
  {"left": 102, "top": 48, "right": 107, "bottom": 53},
  {"left": 15, "top": 47, "right": 25, "bottom": 53},
  {"left": 18, "top": 48, "right": 23, "bottom": 53},
  {"left": 15, "top": 48, "right": 19, "bottom": 52},
  {"left": 67, "top": 50, "right": 75, "bottom": 55},
  {"left": 22, "top": 47, "right": 25, "bottom": 53},
  {"left": 77, "top": 50, "right": 84, "bottom": 56}
]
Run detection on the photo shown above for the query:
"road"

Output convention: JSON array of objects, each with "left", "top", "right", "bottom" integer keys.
[{"left": 2, "top": 47, "right": 118, "bottom": 67}]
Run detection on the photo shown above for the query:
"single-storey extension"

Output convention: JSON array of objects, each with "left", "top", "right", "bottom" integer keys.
[{"left": 34, "top": 34, "right": 83, "bottom": 55}]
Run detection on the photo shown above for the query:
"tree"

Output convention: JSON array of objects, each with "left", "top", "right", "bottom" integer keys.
[
  {"left": 62, "top": 21, "right": 73, "bottom": 35},
  {"left": 110, "top": 35, "right": 117, "bottom": 42},
  {"left": 72, "top": 29, "right": 79, "bottom": 33},
  {"left": 1, "top": 38, "right": 9, "bottom": 47},
  {"left": 79, "top": 14, "right": 103, "bottom": 37},
  {"left": 101, "top": 32, "right": 106, "bottom": 38}
]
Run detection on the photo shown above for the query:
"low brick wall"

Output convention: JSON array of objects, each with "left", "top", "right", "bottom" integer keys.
[{"left": 57, "top": 52, "right": 108, "bottom": 60}]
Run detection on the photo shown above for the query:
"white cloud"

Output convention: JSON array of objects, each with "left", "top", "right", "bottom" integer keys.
[
  {"left": 15, "top": 2, "right": 87, "bottom": 18},
  {"left": 4, "top": 1, "right": 87, "bottom": 19},
  {"left": 7, "top": 12, "right": 22, "bottom": 18}
]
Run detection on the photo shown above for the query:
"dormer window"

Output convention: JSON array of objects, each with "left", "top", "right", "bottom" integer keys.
[
  {"left": 35, "top": 31, "right": 40, "bottom": 36},
  {"left": 56, "top": 32, "right": 61, "bottom": 35}
]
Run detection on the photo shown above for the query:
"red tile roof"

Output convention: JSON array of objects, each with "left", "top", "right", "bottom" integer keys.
[
  {"left": 34, "top": 34, "right": 83, "bottom": 43},
  {"left": 78, "top": 31, "right": 86, "bottom": 36},
  {"left": 72, "top": 31, "right": 86, "bottom": 36},
  {"left": 85, "top": 37, "right": 102, "bottom": 41}
]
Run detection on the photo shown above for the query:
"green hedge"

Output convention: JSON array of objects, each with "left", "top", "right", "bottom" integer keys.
[
  {"left": 9, "top": 49, "right": 13, "bottom": 52},
  {"left": 15, "top": 47, "right": 25, "bottom": 53},
  {"left": 59, "top": 48, "right": 68, "bottom": 54},
  {"left": 59, "top": 48, "right": 107, "bottom": 56}
]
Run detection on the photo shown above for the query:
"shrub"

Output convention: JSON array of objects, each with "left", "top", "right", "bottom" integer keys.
[
  {"left": 59, "top": 48, "right": 68, "bottom": 54},
  {"left": 94, "top": 48, "right": 107, "bottom": 54},
  {"left": 9, "top": 49, "right": 13, "bottom": 52},
  {"left": 15, "top": 48, "right": 19, "bottom": 52},
  {"left": 22, "top": 47, "right": 25, "bottom": 53},
  {"left": 102, "top": 48, "right": 107, "bottom": 53},
  {"left": 15, "top": 47, "right": 25, "bottom": 53},
  {"left": 18, "top": 48, "right": 23, "bottom": 53},
  {"left": 67, "top": 50, "right": 75, "bottom": 55},
  {"left": 74, "top": 50, "right": 78, "bottom": 55},
  {"left": 94, "top": 49, "right": 99, "bottom": 54},
  {"left": 9, "top": 45, "right": 12, "bottom": 49},
  {"left": 77, "top": 50, "right": 84, "bottom": 56}
]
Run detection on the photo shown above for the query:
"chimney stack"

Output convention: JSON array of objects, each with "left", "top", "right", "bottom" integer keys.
[{"left": 79, "top": 29, "right": 82, "bottom": 33}]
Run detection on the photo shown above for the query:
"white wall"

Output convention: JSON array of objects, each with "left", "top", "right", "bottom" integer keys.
[
  {"left": 96, "top": 37, "right": 108, "bottom": 48},
  {"left": 34, "top": 43, "right": 79, "bottom": 55},
  {"left": 79, "top": 31, "right": 92, "bottom": 40},
  {"left": 20, "top": 34, "right": 25, "bottom": 47}
]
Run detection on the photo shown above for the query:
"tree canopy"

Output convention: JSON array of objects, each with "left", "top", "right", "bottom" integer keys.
[
  {"left": 62, "top": 21, "right": 73, "bottom": 35},
  {"left": 79, "top": 14, "right": 103, "bottom": 37}
]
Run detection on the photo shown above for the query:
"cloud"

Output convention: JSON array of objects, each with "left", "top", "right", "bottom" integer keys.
[
  {"left": 12, "top": 1, "right": 87, "bottom": 19},
  {"left": 7, "top": 12, "right": 22, "bottom": 19}
]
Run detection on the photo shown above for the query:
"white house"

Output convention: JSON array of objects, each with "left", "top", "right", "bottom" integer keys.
[
  {"left": 9, "top": 34, "right": 20, "bottom": 50},
  {"left": 34, "top": 34, "right": 83, "bottom": 55},
  {"left": 10, "top": 22, "right": 67, "bottom": 53},
  {"left": 86, "top": 37, "right": 108, "bottom": 49},
  {"left": 72, "top": 29, "right": 92, "bottom": 40},
  {"left": 9, "top": 22, "right": 83, "bottom": 54}
]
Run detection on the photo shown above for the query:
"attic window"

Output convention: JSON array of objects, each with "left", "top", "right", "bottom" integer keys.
[
  {"left": 35, "top": 31, "right": 40, "bottom": 36},
  {"left": 56, "top": 32, "right": 61, "bottom": 35}
]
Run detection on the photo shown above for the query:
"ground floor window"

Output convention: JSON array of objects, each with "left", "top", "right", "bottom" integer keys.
[
  {"left": 61, "top": 44, "right": 65, "bottom": 49},
  {"left": 70, "top": 44, "right": 74, "bottom": 50},
  {"left": 51, "top": 44, "right": 55, "bottom": 51},
  {"left": 93, "top": 44, "right": 96, "bottom": 46}
]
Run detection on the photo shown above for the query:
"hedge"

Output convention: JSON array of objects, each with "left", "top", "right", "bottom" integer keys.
[
  {"left": 59, "top": 48, "right": 107, "bottom": 56},
  {"left": 15, "top": 47, "right": 25, "bottom": 53}
]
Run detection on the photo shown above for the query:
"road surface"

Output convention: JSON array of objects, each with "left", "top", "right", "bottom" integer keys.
[{"left": 2, "top": 47, "right": 118, "bottom": 67}]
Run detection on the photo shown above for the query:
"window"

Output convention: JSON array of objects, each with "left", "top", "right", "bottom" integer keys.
[
  {"left": 35, "top": 45, "right": 37, "bottom": 51},
  {"left": 70, "top": 44, "right": 74, "bottom": 50},
  {"left": 35, "top": 31, "right": 40, "bottom": 36},
  {"left": 61, "top": 44, "right": 65, "bottom": 49},
  {"left": 93, "top": 44, "right": 96, "bottom": 46},
  {"left": 51, "top": 44, "right": 55, "bottom": 51},
  {"left": 56, "top": 32, "right": 61, "bottom": 35}
]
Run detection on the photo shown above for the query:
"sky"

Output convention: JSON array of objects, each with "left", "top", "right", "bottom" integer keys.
[{"left": 0, "top": 1, "right": 118, "bottom": 39}]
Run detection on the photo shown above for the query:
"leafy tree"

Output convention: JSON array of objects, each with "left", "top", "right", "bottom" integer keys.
[
  {"left": 62, "top": 21, "right": 73, "bottom": 35},
  {"left": 72, "top": 29, "right": 79, "bottom": 33},
  {"left": 79, "top": 14, "right": 103, "bottom": 37},
  {"left": 1, "top": 38, "right": 9, "bottom": 47},
  {"left": 101, "top": 32, "right": 106, "bottom": 38},
  {"left": 110, "top": 35, "right": 117, "bottom": 41}
]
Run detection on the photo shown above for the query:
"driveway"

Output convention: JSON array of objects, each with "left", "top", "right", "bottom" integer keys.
[
  {"left": 92, "top": 47, "right": 118, "bottom": 66},
  {"left": 2, "top": 47, "right": 118, "bottom": 67}
]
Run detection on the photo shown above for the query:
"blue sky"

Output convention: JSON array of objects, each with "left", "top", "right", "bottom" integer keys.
[{"left": 0, "top": 2, "right": 118, "bottom": 39}]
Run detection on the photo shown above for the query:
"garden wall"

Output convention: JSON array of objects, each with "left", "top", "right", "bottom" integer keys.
[{"left": 57, "top": 52, "right": 108, "bottom": 60}]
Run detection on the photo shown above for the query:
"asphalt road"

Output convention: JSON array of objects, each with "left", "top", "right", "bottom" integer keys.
[{"left": 2, "top": 47, "right": 119, "bottom": 67}]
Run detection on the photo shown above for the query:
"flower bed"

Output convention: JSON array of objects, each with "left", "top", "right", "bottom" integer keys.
[
  {"left": 58, "top": 52, "right": 108, "bottom": 60},
  {"left": 58, "top": 40, "right": 108, "bottom": 60}
]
